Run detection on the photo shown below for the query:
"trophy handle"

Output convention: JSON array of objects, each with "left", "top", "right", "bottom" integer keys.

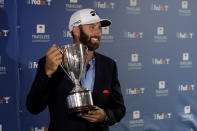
[
  {"left": 58, "top": 47, "right": 75, "bottom": 82},
  {"left": 58, "top": 44, "right": 88, "bottom": 86}
]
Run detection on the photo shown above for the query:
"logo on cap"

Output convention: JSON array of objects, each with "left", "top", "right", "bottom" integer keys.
[{"left": 90, "top": 11, "right": 97, "bottom": 16}]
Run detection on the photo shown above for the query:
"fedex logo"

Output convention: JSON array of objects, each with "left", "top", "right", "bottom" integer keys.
[
  {"left": 133, "top": 110, "right": 140, "bottom": 119},
  {"left": 151, "top": 4, "right": 168, "bottom": 11},
  {"left": 177, "top": 32, "right": 193, "bottom": 39},
  {"left": 178, "top": 84, "right": 195, "bottom": 91},
  {"left": 152, "top": 58, "right": 170, "bottom": 64},
  {"left": 153, "top": 113, "right": 172, "bottom": 120},
  {"left": 63, "top": 30, "right": 72, "bottom": 38},
  {"left": 29, "top": 61, "right": 38, "bottom": 69},
  {"left": 27, "top": 0, "right": 52, "bottom": 6},
  {"left": 94, "top": 2, "right": 115, "bottom": 9},
  {"left": 125, "top": 32, "right": 143, "bottom": 39},
  {"left": 0, "top": 97, "right": 10, "bottom": 104},
  {"left": 0, "top": 30, "right": 9, "bottom": 37},
  {"left": 30, "top": 126, "right": 48, "bottom": 131},
  {"left": 126, "top": 88, "right": 145, "bottom": 95}
]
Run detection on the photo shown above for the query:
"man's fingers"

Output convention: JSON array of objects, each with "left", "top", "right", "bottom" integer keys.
[
  {"left": 79, "top": 114, "right": 99, "bottom": 123},
  {"left": 80, "top": 116, "right": 97, "bottom": 123},
  {"left": 49, "top": 49, "right": 62, "bottom": 58},
  {"left": 88, "top": 111, "right": 96, "bottom": 115},
  {"left": 46, "top": 44, "right": 59, "bottom": 56}
]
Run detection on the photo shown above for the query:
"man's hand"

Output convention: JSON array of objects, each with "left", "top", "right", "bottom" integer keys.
[
  {"left": 77, "top": 106, "right": 107, "bottom": 123},
  {"left": 45, "top": 44, "right": 63, "bottom": 77}
]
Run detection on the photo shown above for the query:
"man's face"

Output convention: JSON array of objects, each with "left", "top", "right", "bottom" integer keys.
[{"left": 79, "top": 22, "right": 101, "bottom": 51}]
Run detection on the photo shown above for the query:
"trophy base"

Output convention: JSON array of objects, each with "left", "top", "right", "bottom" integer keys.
[{"left": 68, "top": 105, "right": 97, "bottom": 114}]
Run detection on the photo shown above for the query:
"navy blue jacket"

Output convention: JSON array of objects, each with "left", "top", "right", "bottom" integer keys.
[{"left": 26, "top": 52, "right": 126, "bottom": 131}]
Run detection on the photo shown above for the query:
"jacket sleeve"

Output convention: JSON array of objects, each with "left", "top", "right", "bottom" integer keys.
[
  {"left": 26, "top": 57, "right": 52, "bottom": 114},
  {"left": 103, "top": 61, "right": 126, "bottom": 126}
]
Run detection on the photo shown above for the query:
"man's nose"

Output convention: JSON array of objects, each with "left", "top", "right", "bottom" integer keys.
[{"left": 94, "top": 29, "right": 101, "bottom": 36}]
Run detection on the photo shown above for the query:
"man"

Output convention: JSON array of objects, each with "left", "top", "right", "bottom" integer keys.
[{"left": 26, "top": 8, "right": 125, "bottom": 131}]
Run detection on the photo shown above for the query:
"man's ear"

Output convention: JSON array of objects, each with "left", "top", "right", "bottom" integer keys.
[
  {"left": 72, "top": 26, "right": 80, "bottom": 38},
  {"left": 72, "top": 26, "right": 80, "bottom": 43}
]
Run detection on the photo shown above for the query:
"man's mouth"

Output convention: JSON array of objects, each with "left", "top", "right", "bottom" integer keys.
[{"left": 91, "top": 38, "right": 99, "bottom": 42}]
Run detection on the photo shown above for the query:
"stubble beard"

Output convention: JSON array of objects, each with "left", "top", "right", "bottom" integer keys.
[{"left": 79, "top": 28, "right": 100, "bottom": 51}]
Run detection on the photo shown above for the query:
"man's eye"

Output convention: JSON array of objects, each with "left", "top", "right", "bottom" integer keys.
[{"left": 89, "top": 26, "right": 95, "bottom": 30}]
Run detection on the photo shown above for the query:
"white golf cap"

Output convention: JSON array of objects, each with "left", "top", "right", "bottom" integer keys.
[{"left": 69, "top": 8, "right": 111, "bottom": 31}]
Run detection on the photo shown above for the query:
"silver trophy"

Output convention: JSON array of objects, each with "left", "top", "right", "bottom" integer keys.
[{"left": 60, "top": 43, "right": 96, "bottom": 113}]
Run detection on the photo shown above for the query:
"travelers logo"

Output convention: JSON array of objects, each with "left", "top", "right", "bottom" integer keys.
[
  {"left": 130, "top": 0, "right": 137, "bottom": 6},
  {"left": 154, "top": 27, "right": 168, "bottom": 43},
  {"left": 101, "top": 26, "right": 114, "bottom": 43},
  {"left": 159, "top": 81, "right": 165, "bottom": 89},
  {"left": 70, "top": 0, "right": 77, "bottom": 3},
  {"left": 183, "top": 53, "right": 189, "bottom": 61},
  {"left": 27, "top": 0, "right": 52, "bottom": 6},
  {"left": 179, "top": 53, "right": 192, "bottom": 68},
  {"left": 131, "top": 54, "right": 138, "bottom": 62},
  {"left": 178, "top": 1, "right": 191, "bottom": 16},
  {"left": 126, "top": 0, "right": 141, "bottom": 14},
  {"left": 133, "top": 110, "right": 140, "bottom": 119},
  {"left": 128, "top": 53, "right": 142, "bottom": 70},
  {"left": 129, "top": 110, "right": 144, "bottom": 128},
  {"left": 156, "top": 81, "right": 169, "bottom": 96},
  {"left": 181, "top": 106, "right": 194, "bottom": 121},
  {"left": 182, "top": 1, "right": 188, "bottom": 9},
  {"left": 32, "top": 24, "right": 50, "bottom": 43},
  {"left": 157, "top": 27, "right": 164, "bottom": 35},
  {"left": 37, "top": 24, "right": 45, "bottom": 34},
  {"left": 65, "top": 0, "right": 82, "bottom": 11},
  {"left": 102, "top": 27, "right": 110, "bottom": 35}
]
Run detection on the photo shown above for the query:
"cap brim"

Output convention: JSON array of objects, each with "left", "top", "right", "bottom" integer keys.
[
  {"left": 100, "top": 19, "right": 111, "bottom": 27},
  {"left": 80, "top": 19, "right": 111, "bottom": 27}
]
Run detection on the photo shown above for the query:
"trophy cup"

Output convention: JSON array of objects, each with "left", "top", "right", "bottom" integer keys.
[{"left": 60, "top": 43, "right": 96, "bottom": 114}]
